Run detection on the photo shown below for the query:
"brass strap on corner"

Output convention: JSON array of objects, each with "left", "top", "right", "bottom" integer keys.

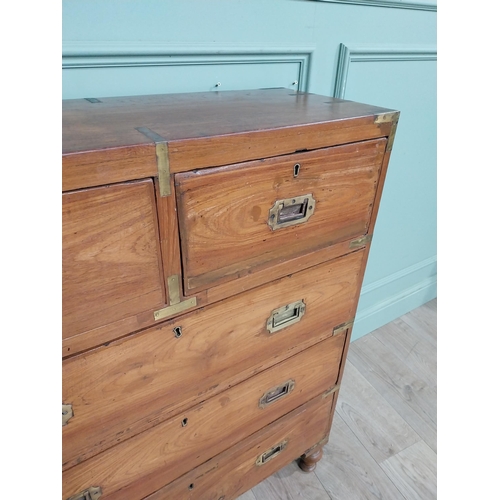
[
  {"left": 66, "top": 486, "right": 102, "bottom": 500},
  {"left": 154, "top": 274, "right": 197, "bottom": 321},
  {"left": 62, "top": 404, "right": 73, "bottom": 426},
  {"left": 333, "top": 319, "right": 354, "bottom": 336},
  {"left": 374, "top": 111, "right": 400, "bottom": 152},
  {"left": 322, "top": 384, "right": 340, "bottom": 398},
  {"left": 135, "top": 126, "right": 171, "bottom": 196},
  {"left": 349, "top": 234, "right": 372, "bottom": 249}
]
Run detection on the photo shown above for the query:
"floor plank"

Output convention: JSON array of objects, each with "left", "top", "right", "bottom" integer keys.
[
  {"left": 372, "top": 318, "right": 436, "bottom": 390},
  {"left": 336, "top": 360, "right": 421, "bottom": 463},
  {"left": 251, "top": 461, "right": 331, "bottom": 500},
  {"left": 236, "top": 489, "right": 258, "bottom": 500},
  {"left": 380, "top": 440, "right": 437, "bottom": 500},
  {"left": 399, "top": 300, "right": 437, "bottom": 348},
  {"left": 348, "top": 334, "right": 437, "bottom": 452},
  {"left": 314, "top": 415, "right": 405, "bottom": 500}
]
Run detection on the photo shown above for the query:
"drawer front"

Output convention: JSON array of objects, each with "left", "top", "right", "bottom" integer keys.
[
  {"left": 62, "top": 180, "right": 165, "bottom": 340},
  {"left": 175, "top": 138, "right": 386, "bottom": 293},
  {"left": 62, "top": 335, "right": 344, "bottom": 500},
  {"left": 63, "top": 250, "right": 364, "bottom": 469},
  {"left": 146, "top": 391, "right": 335, "bottom": 500}
]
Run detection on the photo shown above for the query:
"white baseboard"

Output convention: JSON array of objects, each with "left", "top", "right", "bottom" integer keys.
[{"left": 351, "top": 256, "right": 437, "bottom": 342}]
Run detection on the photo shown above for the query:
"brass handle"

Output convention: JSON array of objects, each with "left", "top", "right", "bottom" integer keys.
[
  {"left": 256, "top": 440, "right": 288, "bottom": 466},
  {"left": 266, "top": 300, "right": 306, "bottom": 334},
  {"left": 259, "top": 379, "right": 295, "bottom": 408},
  {"left": 268, "top": 194, "right": 316, "bottom": 230}
]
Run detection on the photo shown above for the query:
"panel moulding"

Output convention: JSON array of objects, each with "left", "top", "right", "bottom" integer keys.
[
  {"left": 309, "top": 0, "right": 436, "bottom": 11},
  {"left": 333, "top": 44, "right": 437, "bottom": 98},
  {"left": 62, "top": 42, "right": 315, "bottom": 92}
]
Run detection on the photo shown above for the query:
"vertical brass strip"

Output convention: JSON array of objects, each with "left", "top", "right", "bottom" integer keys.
[
  {"left": 167, "top": 274, "right": 181, "bottom": 305},
  {"left": 135, "top": 126, "right": 171, "bottom": 196},
  {"left": 156, "top": 142, "right": 171, "bottom": 196}
]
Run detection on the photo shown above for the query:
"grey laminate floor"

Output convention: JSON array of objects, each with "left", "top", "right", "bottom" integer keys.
[{"left": 239, "top": 299, "right": 437, "bottom": 500}]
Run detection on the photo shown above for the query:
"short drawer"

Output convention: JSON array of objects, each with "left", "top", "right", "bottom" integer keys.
[
  {"left": 62, "top": 180, "right": 165, "bottom": 342},
  {"left": 63, "top": 250, "right": 364, "bottom": 469},
  {"left": 146, "top": 390, "right": 335, "bottom": 500},
  {"left": 175, "top": 138, "right": 386, "bottom": 293},
  {"left": 62, "top": 335, "right": 344, "bottom": 500}
]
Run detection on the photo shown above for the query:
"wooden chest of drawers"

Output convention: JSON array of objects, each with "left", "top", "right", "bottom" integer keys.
[{"left": 62, "top": 89, "right": 399, "bottom": 500}]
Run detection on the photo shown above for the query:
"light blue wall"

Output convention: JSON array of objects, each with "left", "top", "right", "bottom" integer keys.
[{"left": 62, "top": 0, "right": 437, "bottom": 341}]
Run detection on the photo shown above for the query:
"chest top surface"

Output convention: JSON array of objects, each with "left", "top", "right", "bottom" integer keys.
[{"left": 62, "top": 89, "right": 393, "bottom": 154}]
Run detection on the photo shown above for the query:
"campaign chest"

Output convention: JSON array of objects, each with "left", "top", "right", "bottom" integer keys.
[{"left": 62, "top": 89, "right": 399, "bottom": 500}]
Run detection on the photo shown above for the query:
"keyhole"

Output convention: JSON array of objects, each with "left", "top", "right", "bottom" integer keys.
[
  {"left": 182, "top": 417, "right": 188, "bottom": 427},
  {"left": 173, "top": 326, "right": 182, "bottom": 338},
  {"left": 189, "top": 483, "right": 194, "bottom": 490},
  {"left": 293, "top": 164, "right": 300, "bottom": 177}
]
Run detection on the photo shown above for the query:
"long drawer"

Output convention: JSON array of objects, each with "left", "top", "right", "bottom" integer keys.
[
  {"left": 63, "top": 250, "right": 363, "bottom": 469},
  {"left": 175, "top": 138, "right": 386, "bottom": 293},
  {"left": 146, "top": 390, "right": 335, "bottom": 500},
  {"left": 62, "top": 335, "right": 344, "bottom": 500}
]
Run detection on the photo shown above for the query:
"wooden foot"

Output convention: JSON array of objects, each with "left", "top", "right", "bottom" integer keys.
[{"left": 298, "top": 446, "right": 323, "bottom": 472}]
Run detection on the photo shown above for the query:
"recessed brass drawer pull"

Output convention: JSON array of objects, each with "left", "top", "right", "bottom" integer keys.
[
  {"left": 259, "top": 379, "right": 295, "bottom": 408},
  {"left": 256, "top": 440, "right": 288, "bottom": 466},
  {"left": 266, "top": 300, "right": 306, "bottom": 334},
  {"left": 66, "top": 486, "right": 102, "bottom": 500},
  {"left": 268, "top": 194, "right": 316, "bottom": 230}
]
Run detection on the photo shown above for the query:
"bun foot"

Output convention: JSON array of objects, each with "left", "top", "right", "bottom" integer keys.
[{"left": 298, "top": 446, "right": 323, "bottom": 472}]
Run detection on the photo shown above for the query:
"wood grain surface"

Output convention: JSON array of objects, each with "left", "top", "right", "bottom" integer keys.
[
  {"left": 62, "top": 251, "right": 362, "bottom": 469},
  {"left": 61, "top": 90, "right": 402, "bottom": 500},
  {"left": 237, "top": 300, "right": 436, "bottom": 500},
  {"left": 145, "top": 392, "right": 334, "bottom": 500},
  {"left": 175, "top": 138, "right": 386, "bottom": 293},
  {"left": 62, "top": 336, "right": 344, "bottom": 500},
  {"left": 62, "top": 90, "right": 396, "bottom": 190},
  {"left": 62, "top": 180, "right": 165, "bottom": 341}
]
